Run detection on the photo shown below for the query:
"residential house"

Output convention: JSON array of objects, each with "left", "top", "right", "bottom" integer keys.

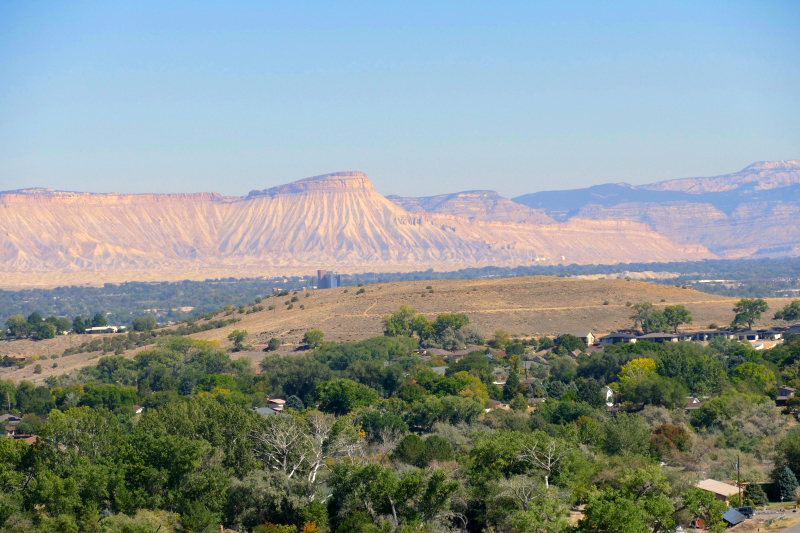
[
  {"left": 599, "top": 332, "right": 638, "bottom": 345},
  {"left": 268, "top": 399, "right": 286, "bottom": 412},
  {"left": 685, "top": 397, "right": 703, "bottom": 412},
  {"left": 695, "top": 479, "right": 740, "bottom": 502},
  {"left": 736, "top": 330, "right": 762, "bottom": 342},
  {"left": 560, "top": 331, "right": 596, "bottom": 346},
  {"left": 691, "top": 330, "right": 735, "bottom": 342},
  {"left": 431, "top": 366, "right": 447, "bottom": 376},
  {"left": 253, "top": 406, "right": 279, "bottom": 418},
  {"left": 777, "top": 385, "right": 795, "bottom": 407},
  {"left": 86, "top": 326, "right": 120, "bottom": 334},
  {"left": 521, "top": 377, "right": 539, "bottom": 388},
  {"left": 637, "top": 332, "right": 679, "bottom": 344}
]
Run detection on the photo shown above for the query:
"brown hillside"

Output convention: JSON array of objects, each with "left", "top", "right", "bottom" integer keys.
[{"left": 2, "top": 276, "right": 792, "bottom": 385}]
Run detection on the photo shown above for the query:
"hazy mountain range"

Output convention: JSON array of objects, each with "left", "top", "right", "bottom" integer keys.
[
  {"left": 392, "top": 160, "right": 800, "bottom": 259},
  {"left": 0, "top": 161, "right": 796, "bottom": 276}
]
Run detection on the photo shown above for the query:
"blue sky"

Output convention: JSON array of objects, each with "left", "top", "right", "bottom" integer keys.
[{"left": 1, "top": 1, "right": 798, "bottom": 198}]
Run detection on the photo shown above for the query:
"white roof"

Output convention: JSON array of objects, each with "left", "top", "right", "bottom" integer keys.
[{"left": 696, "top": 479, "right": 739, "bottom": 497}]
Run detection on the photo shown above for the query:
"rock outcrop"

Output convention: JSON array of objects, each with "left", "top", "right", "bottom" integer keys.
[{"left": 0, "top": 172, "right": 712, "bottom": 273}]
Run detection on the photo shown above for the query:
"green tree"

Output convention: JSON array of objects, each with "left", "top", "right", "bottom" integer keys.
[
  {"left": 744, "top": 483, "right": 769, "bottom": 507},
  {"left": 132, "top": 316, "right": 158, "bottom": 331},
  {"left": 315, "top": 379, "right": 378, "bottom": 415},
  {"left": 663, "top": 305, "right": 692, "bottom": 333},
  {"left": 285, "top": 395, "right": 305, "bottom": 412},
  {"left": 303, "top": 330, "right": 324, "bottom": 349},
  {"left": 5, "top": 315, "right": 28, "bottom": 338},
  {"left": 32, "top": 323, "right": 57, "bottom": 340},
  {"left": 602, "top": 412, "right": 651, "bottom": 455},
  {"left": 775, "top": 300, "right": 800, "bottom": 323},
  {"left": 575, "top": 378, "right": 604, "bottom": 408},
  {"left": 503, "top": 371, "right": 521, "bottom": 402},
  {"left": 72, "top": 315, "right": 86, "bottom": 334},
  {"left": 557, "top": 334, "right": 586, "bottom": 352},
  {"left": 491, "top": 329, "right": 510, "bottom": 349},
  {"left": 91, "top": 313, "right": 108, "bottom": 327},
  {"left": 549, "top": 356, "right": 578, "bottom": 382},
  {"left": 382, "top": 306, "right": 417, "bottom": 337},
  {"left": 630, "top": 303, "right": 668, "bottom": 333},
  {"left": 267, "top": 337, "right": 281, "bottom": 351},
  {"left": 732, "top": 298, "right": 769, "bottom": 330},
  {"left": 509, "top": 393, "right": 528, "bottom": 411},
  {"left": 228, "top": 329, "right": 248, "bottom": 351},
  {"left": 731, "top": 362, "right": 776, "bottom": 389},
  {"left": 774, "top": 430, "right": 800, "bottom": 481},
  {"left": 777, "top": 466, "right": 799, "bottom": 502}
]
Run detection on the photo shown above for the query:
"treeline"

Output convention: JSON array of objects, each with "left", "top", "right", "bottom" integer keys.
[{"left": 0, "top": 278, "right": 307, "bottom": 327}]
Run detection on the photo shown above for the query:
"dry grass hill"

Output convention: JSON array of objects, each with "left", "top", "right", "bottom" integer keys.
[{"left": 1, "top": 276, "right": 793, "bottom": 385}]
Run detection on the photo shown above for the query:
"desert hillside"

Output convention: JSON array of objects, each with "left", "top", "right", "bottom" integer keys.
[
  {"left": 0, "top": 172, "right": 711, "bottom": 281},
  {"left": 2, "top": 276, "right": 792, "bottom": 384}
]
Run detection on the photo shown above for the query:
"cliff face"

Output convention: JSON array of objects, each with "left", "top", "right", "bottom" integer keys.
[
  {"left": 0, "top": 172, "right": 711, "bottom": 273},
  {"left": 512, "top": 160, "right": 800, "bottom": 258}
]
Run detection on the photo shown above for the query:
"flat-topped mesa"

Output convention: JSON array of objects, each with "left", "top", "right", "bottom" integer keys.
[
  {"left": 0, "top": 188, "right": 224, "bottom": 204},
  {"left": 247, "top": 171, "right": 375, "bottom": 198}
]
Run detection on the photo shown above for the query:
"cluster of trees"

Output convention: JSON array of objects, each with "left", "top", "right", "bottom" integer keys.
[
  {"left": 382, "top": 306, "right": 483, "bottom": 350},
  {"left": 629, "top": 303, "right": 693, "bottom": 334},
  {"left": 2, "top": 312, "right": 72, "bottom": 340},
  {"left": 70, "top": 313, "right": 110, "bottom": 334},
  {"left": 8, "top": 302, "right": 800, "bottom": 531},
  {"left": 60, "top": 316, "right": 242, "bottom": 358},
  {"left": 626, "top": 298, "right": 799, "bottom": 334}
]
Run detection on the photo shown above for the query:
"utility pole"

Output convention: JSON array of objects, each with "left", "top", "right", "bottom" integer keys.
[{"left": 737, "top": 454, "right": 742, "bottom": 507}]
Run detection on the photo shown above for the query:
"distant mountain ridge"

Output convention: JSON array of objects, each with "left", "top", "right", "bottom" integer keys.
[
  {"left": 509, "top": 160, "right": 800, "bottom": 258},
  {"left": 0, "top": 172, "right": 710, "bottom": 274}
]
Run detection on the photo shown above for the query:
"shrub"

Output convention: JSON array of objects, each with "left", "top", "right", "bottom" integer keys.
[{"left": 267, "top": 338, "right": 281, "bottom": 351}]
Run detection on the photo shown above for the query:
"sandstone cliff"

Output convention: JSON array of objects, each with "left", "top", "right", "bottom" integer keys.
[{"left": 0, "top": 172, "right": 711, "bottom": 274}]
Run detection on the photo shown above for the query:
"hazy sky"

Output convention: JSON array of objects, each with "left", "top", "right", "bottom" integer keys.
[{"left": 1, "top": 1, "right": 798, "bottom": 198}]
